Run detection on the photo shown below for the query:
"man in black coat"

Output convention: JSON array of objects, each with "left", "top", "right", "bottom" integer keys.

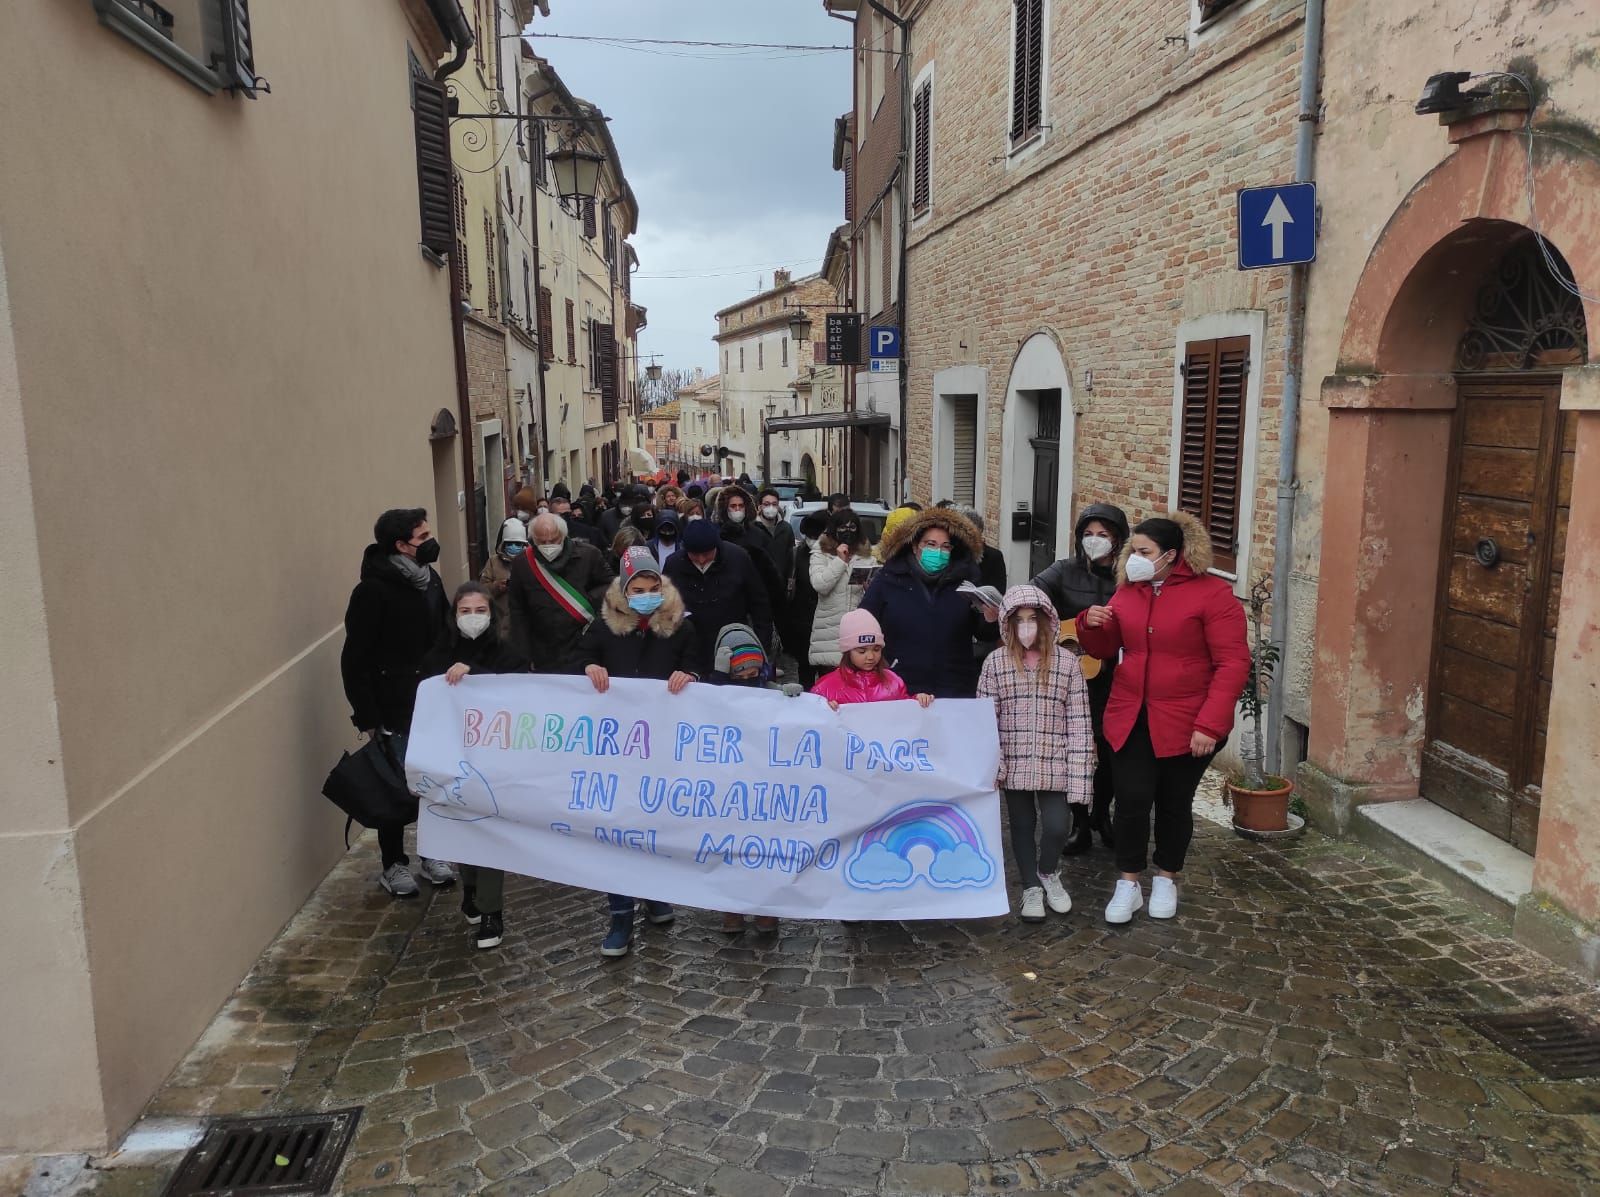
[
  {"left": 715, "top": 485, "right": 787, "bottom": 628},
  {"left": 753, "top": 486, "right": 798, "bottom": 583},
  {"left": 509, "top": 512, "right": 615, "bottom": 674},
  {"left": 599, "top": 482, "right": 649, "bottom": 542},
  {"left": 551, "top": 494, "right": 606, "bottom": 550},
  {"left": 663, "top": 518, "right": 774, "bottom": 678},
  {"left": 340, "top": 507, "right": 455, "bottom": 897}
]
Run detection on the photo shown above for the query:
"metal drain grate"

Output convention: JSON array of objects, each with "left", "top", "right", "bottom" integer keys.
[
  {"left": 162, "top": 1108, "right": 361, "bottom": 1196},
  {"left": 1463, "top": 1008, "right": 1600, "bottom": 1079}
]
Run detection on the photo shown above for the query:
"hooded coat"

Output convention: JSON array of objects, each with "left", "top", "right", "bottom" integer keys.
[
  {"left": 340, "top": 543, "right": 448, "bottom": 733},
  {"left": 1029, "top": 501, "right": 1130, "bottom": 716},
  {"left": 975, "top": 585, "right": 1094, "bottom": 799},
  {"left": 575, "top": 576, "right": 698, "bottom": 680},
  {"left": 1075, "top": 512, "right": 1251, "bottom": 758},
  {"left": 715, "top": 486, "right": 786, "bottom": 616},
  {"left": 811, "top": 660, "right": 910, "bottom": 704},
  {"left": 662, "top": 539, "right": 774, "bottom": 678},
  {"left": 807, "top": 531, "right": 873, "bottom": 667},
  {"left": 648, "top": 509, "right": 682, "bottom": 565},
  {"left": 508, "top": 536, "right": 615, "bottom": 674},
  {"left": 859, "top": 508, "right": 985, "bottom": 698}
]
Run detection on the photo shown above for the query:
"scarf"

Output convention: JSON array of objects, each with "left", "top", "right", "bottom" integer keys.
[{"left": 390, "top": 553, "right": 432, "bottom": 590}]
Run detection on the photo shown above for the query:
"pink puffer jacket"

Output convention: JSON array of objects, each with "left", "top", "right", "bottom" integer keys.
[{"left": 811, "top": 663, "right": 910, "bottom": 705}]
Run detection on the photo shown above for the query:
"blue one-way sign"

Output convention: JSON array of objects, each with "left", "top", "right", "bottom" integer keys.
[{"left": 1237, "top": 182, "right": 1316, "bottom": 270}]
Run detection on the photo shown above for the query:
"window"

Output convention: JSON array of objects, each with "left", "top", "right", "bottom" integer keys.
[
  {"left": 669, "top": 422, "right": 677, "bottom": 439},
  {"left": 91, "top": 0, "right": 260, "bottom": 97},
  {"left": 531, "top": 118, "right": 546, "bottom": 185},
  {"left": 758, "top": 341, "right": 764, "bottom": 370},
  {"left": 1177, "top": 336, "right": 1248, "bottom": 572},
  {"left": 522, "top": 257, "right": 532, "bottom": 333},
  {"left": 739, "top": 347, "right": 745, "bottom": 372},
  {"left": 453, "top": 170, "right": 470, "bottom": 296},
  {"left": 565, "top": 299, "right": 577, "bottom": 364},
  {"left": 1010, "top": 0, "right": 1045, "bottom": 144},
  {"left": 538, "top": 287, "right": 555, "bottom": 362},
  {"left": 741, "top": 409, "right": 747, "bottom": 433},
  {"left": 412, "top": 72, "right": 453, "bottom": 258},
  {"left": 782, "top": 337, "right": 789, "bottom": 367},
  {"left": 596, "top": 322, "right": 618, "bottom": 421},
  {"left": 724, "top": 350, "right": 729, "bottom": 374},
  {"left": 950, "top": 396, "right": 978, "bottom": 505},
  {"left": 913, "top": 75, "right": 932, "bottom": 214},
  {"left": 582, "top": 196, "right": 597, "bottom": 240},
  {"left": 483, "top": 213, "right": 498, "bottom": 318},
  {"left": 1198, "top": 0, "right": 1246, "bottom": 20},
  {"left": 473, "top": 0, "right": 486, "bottom": 68}
]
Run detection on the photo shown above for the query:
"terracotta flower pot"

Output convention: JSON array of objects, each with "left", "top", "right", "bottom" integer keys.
[{"left": 1227, "top": 777, "right": 1294, "bottom": 833}]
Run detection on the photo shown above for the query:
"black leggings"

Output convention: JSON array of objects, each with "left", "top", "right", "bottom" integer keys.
[
  {"left": 378, "top": 824, "right": 408, "bottom": 869},
  {"left": 1005, "top": 790, "right": 1069, "bottom": 888},
  {"left": 1110, "top": 710, "right": 1216, "bottom": 874}
]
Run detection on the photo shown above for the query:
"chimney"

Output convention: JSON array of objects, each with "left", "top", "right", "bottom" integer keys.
[{"left": 773, "top": 268, "right": 791, "bottom": 288}]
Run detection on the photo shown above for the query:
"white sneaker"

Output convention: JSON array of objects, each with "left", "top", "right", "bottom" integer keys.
[
  {"left": 1105, "top": 879, "right": 1143, "bottom": 924},
  {"left": 416, "top": 857, "right": 457, "bottom": 887},
  {"left": 1039, "top": 871, "right": 1072, "bottom": 915},
  {"left": 380, "top": 863, "right": 418, "bottom": 897},
  {"left": 1149, "top": 875, "right": 1178, "bottom": 919},
  {"left": 1019, "top": 886, "right": 1046, "bottom": 922}
]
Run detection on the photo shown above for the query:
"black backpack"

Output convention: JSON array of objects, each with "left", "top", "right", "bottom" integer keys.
[{"left": 321, "top": 732, "right": 419, "bottom": 846}]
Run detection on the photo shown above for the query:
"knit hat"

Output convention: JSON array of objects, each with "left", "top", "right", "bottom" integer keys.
[
  {"left": 682, "top": 519, "right": 721, "bottom": 552},
  {"left": 550, "top": 482, "right": 571, "bottom": 500},
  {"left": 500, "top": 517, "right": 528, "bottom": 547},
  {"left": 620, "top": 546, "right": 661, "bottom": 584},
  {"left": 712, "top": 622, "right": 768, "bottom": 676},
  {"left": 685, "top": 482, "right": 705, "bottom": 499},
  {"left": 838, "top": 608, "right": 884, "bottom": 651}
]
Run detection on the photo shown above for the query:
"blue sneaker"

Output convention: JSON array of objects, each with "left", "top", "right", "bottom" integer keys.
[
  {"left": 642, "top": 901, "right": 675, "bottom": 925},
  {"left": 600, "top": 911, "right": 634, "bottom": 958}
]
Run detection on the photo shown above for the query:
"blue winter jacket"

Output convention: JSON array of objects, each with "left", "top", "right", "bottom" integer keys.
[{"left": 860, "top": 551, "right": 983, "bottom": 698}]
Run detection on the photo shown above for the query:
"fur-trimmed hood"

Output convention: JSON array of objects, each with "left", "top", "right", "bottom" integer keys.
[
  {"left": 997, "top": 583, "right": 1061, "bottom": 649},
  {"left": 877, "top": 506, "right": 984, "bottom": 565},
  {"left": 1116, "top": 510, "right": 1214, "bottom": 583},
  {"left": 713, "top": 484, "right": 754, "bottom": 523},
  {"left": 599, "top": 576, "right": 688, "bottom": 637}
]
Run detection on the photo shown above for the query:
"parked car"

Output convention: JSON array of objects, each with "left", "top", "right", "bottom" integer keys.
[
  {"left": 786, "top": 500, "right": 893, "bottom": 546},
  {"left": 763, "top": 479, "right": 809, "bottom": 513}
]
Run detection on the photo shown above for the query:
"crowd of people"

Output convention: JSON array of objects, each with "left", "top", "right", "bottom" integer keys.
[{"left": 340, "top": 470, "right": 1250, "bottom": 958}]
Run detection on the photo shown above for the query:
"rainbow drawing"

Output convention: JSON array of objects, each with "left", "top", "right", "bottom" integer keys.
[{"left": 845, "top": 801, "right": 995, "bottom": 891}]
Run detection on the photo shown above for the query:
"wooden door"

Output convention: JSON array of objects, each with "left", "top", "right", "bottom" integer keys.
[
  {"left": 1422, "top": 377, "right": 1571, "bottom": 852},
  {"left": 1028, "top": 391, "right": 1061, "bottom": 579}
]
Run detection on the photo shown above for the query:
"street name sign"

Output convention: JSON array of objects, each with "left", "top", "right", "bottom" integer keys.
[{"left": 1237, "top": 182, "right": 1316, "bottom": 270}]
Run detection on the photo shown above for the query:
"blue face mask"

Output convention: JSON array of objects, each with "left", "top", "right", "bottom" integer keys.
[
  {"left": 918, "top": 546, "right": 952, "bottom": 574},
  {"left": 628, "top": 592, "right": 664, "bottom": 616}
]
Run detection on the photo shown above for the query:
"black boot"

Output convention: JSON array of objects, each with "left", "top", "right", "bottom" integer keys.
[
  {"left": 1062, "top": 806, "right": 1093, "bottom": 856},
  {"left": 1091, "top": 797, "right": 1116, "bottom": 850}
]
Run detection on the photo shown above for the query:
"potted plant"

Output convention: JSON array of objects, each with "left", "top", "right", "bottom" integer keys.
[{"left": 1226, "top": 576, "right": 1295, "bottom": 832}]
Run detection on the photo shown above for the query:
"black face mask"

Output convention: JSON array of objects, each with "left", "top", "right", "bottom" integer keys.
[
  {"left": 658, "top": 527, "right": 676, "bottom": 541},
  {"left": 414, "top": 538, "right": 441, "bottom": 565},
  {"left": 836, "top": 525, "right": 858, "bottom": 541},
  {"left": 636, "top": 518, "right": 656, "bottom": 534}
]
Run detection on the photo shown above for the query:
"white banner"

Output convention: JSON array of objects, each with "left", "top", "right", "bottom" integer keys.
[{"left": 406, "top": 675, "right": 1007, "bottom": 920}]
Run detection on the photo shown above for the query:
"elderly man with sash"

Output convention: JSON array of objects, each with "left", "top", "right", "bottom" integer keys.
[{"left": 509, "top": 512, "right": 615, "bottom": 674}]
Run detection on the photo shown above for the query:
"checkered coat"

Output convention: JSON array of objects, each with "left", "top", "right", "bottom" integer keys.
[{"left": 976, "top": 585, "right": 1095, "bottom": 801}]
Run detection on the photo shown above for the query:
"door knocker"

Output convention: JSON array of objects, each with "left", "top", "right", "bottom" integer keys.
[{"left": 1475, "top": 538, "right": 1500, "bottom": 568}]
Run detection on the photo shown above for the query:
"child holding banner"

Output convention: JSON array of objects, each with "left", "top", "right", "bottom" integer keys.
[
  {"left": 812, "top": 610, "right": 935, "bottom": 710},
  {"left": 977, "top": 584, "right": 1095, "bottom": 923},
  {"left": 577, "top": 547, "right": 698, "bottom": 958},
  {"left": 709, "top": 622, "right": 803, "bottom": 936},
  {"left": 420, "top": 582, "right": 529, "bottom": 950}
]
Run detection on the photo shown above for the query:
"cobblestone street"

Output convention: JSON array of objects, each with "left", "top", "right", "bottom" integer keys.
[{"left": 27, "top": 792, "right": 1600, "bottom": 1197}]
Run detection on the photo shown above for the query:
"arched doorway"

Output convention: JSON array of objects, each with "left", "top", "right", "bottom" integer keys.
[
  {"left": 799, "top": 453, "right": 817, "bottom": 487},
  {"left": 1424, "top": 234, "right": 1587, "bottom": 851},
  {"left": 999, "top": 333, "right": 1075, "bottom": 583}
]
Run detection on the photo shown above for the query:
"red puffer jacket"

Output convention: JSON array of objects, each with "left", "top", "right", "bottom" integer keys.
[
  {"left": 811, "top": 663, "right": 910, "bottom": 705},
  {"left": 1076, "top": 514, "right": 1250, "bottom": 758}
]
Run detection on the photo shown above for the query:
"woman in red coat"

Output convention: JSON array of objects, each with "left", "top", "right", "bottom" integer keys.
[{"left": 1078, "top": 512, "right": 1249, "bottom": 925}]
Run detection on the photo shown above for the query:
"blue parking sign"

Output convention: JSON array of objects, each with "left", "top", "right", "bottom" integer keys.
[
  {"left": 1237, "top": 183, "right": 1317, "bottom": 270},
  {"left": 869, "top": 326, "right": 900, "bottom": 360}
]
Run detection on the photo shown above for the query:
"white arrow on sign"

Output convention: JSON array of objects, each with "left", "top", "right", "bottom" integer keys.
[{"left": 1263, "top": 193, "right": 1293, "bottom": 260}]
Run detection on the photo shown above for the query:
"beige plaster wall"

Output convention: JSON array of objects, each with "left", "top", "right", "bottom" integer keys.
[
  {"left": 1289, "top": 0, "right": 1600, "bottom": 722},
  {"left": 0, "top": 0, "right": 459, "bottom": 1149}
]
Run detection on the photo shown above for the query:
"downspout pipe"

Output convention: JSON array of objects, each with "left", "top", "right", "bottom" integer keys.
[
  {"left": 433, "top": 2, "right": 482, "bottom": 569},
  {"left": 1264, "top": 0, "right": 1324, "bottom": 775},
  {"left": 866, "top": 0, "right": 911, "bottom": 502}
]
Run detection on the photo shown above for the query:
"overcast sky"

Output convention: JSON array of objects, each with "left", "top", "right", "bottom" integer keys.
[{"left": 531, "top": 2, "right": 851, "bottom": 376}]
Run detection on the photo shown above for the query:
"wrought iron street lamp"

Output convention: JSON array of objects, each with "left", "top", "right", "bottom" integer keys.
[
  {"left": 546, "top": 145, "right": 604, "bottom": 202},
  {"left": 787, "top": 309, "right": 813, "bottom": 343}
]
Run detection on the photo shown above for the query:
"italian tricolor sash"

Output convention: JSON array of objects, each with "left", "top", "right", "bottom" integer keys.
[{"left": 525, "top": 548, "right": 595, "bottom": 624}]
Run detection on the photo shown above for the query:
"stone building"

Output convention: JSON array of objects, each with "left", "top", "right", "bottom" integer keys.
[
  {"left": 641, "top": 398, "right": 684, "bottom": 473},
  {"left": 1294, "top": 0, "right": 1600, "bottom": 975},
  {"left": 713, "top": 269, "right": 837, "bottom": 483},
  {"left": 677, "top": 371, "right": 725, "bottom": 474},
  {"left": 0, "top": 0, "right": 469, "bottom": 1150}
]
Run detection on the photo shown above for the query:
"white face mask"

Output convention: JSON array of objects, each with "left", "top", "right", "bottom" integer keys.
[
  {"left": 761, "top": 504, "right": 780, "bottom": 520},
  {"left": 1126, "top": 551, "right": 1167, "bottom": 583},
  {"left": 536, "top": 542, "right": 563, "bottom": 561},
  {"left": 516, "top": 509, "right": 532, "bottom": 523},
  {"left": 457, "top": 612, "right": 491, "bottom": 640},
  {"left": 1082, "top": 534, "right": 1114, "bottom": 562},
  {"left": 1015, "top": 619, "right": 1039, "bottom": 648},
  {"left": 728, "top": 508, "right": 746, "bottom": 524}
]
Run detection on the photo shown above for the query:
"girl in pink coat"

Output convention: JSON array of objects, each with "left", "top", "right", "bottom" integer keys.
[
  {"left": 811, "top": 609, "right": 934, "bottom": 709},
  {"left": 977, "top": 585, "right": 1094, "bottom": 923}
]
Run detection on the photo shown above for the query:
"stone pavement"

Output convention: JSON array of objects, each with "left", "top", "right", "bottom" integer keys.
[{"left": 24, "top": 783, "right": 1600, "bottom": 1197}]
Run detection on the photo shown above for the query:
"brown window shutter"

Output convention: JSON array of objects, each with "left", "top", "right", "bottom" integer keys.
[
  {"left": 844, "top": 149, "right": 855, "bottom": 223},
  {"left": 913, "top": 80, "right": 931, "bottom": 213},
  {"left": 597, "top": 322, "right": 618, "bottom": 422},
  {"left": 538, "top": 287, "right": 554, "bottom": 361},
  {"left": 532, "top": 119, "right": 546, "bottom": 184},
  {"left": 582, "top": 197, "right": 597, "bottom": 240},
  {"left": 217, "top": 0, "right": 259, "bottom": 96},
  {"left": 413, "top": 77, "right": 454, "bottom": 256},
  {"left": 1178, "top": 337, "right": 1248, "bottom": 573},
  {"left": 1011, "top": 0, "right": 1043, "bottom": 141},
  {"left": 483, "top": 213, "right": 497, "bottom": 318},
  {"left": 453, "top": 171, "right": 470, "bottom": 295},
  {"left": 565, "top": 299, "right": 576, "bottom": 363}
]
